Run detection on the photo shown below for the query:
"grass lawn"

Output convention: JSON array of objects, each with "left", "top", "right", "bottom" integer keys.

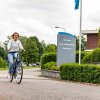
[
  {"left": 23, "top": 66, "right": 40, "bottom": 69},
  {"left": 0, "top": 66, "right": 40, "bottom": 71},
  {"left": 0, "top": 68, "right": 8, "bottom": 71}
]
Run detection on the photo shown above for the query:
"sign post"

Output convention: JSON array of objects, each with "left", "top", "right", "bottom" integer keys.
[{"left": 57, "top": 32, "right": 76, "bottom": 66}]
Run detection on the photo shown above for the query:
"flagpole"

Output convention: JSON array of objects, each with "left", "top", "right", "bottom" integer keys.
[{"left": 79, "top": 0, "right": 82, "bottom": 64}]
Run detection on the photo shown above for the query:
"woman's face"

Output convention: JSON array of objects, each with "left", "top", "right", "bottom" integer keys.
[{"left": 13, "top": 33, "right": 19, "bottom": 41}]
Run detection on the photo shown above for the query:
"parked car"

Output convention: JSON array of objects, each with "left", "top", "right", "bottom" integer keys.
[
  {"left": 29, "top": 64, "right": 33, "bottom": 66},
  {"left": 36, "top": 62, "right": 41, "bottom": 67},
  {"left": 29, "top": 63, "right": 40, "bottom": 67},
  {"left": 21, "top": 62, "right": 27, "bottom": 66}
]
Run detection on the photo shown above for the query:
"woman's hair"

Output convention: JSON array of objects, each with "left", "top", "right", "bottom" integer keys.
[{"left": 12, "top": 32, "right": 19, "bottom": 38}]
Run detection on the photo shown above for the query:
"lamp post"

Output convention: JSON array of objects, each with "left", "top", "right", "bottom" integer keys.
[{"left": 55, "top": 26, "right": 66, "bottom": 32}]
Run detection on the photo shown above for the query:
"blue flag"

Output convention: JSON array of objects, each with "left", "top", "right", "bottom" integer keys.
[{"left": 75, "top": 0, "right": 79, "bottom": 10}]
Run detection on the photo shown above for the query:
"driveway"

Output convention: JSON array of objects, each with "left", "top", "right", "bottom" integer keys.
[{"left": 0, "top": 68, "right": 100, "bottom": 100}]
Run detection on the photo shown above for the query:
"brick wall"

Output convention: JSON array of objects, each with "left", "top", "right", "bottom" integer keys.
[{"left": 87, "top": 33, "right": 98, "bottom": 49}]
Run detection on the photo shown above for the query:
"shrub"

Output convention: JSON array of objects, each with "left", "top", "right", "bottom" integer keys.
[
  {"left": 82, "top": 48, "right": 100, "bottom": 64},
  {"left": 41, "top": 51, "right": 88, "bottom": 69},
  {"left": 76, "top": 51, "right": 86, "bottom": 63},
  {"left": 44, "top": 62, "right": 59, "bottom": 71},
  {"left": 0, "top": 57, "right": 7, "bottom": 68},
  {"left": 60, "top": 63, "right": 100, "bottom": 84},
  {"left": 82, "top": 52, "right": 92, "bottom": 63},
  {"left": 41, "top": 52, "right": 56, "bottom": 69},
  {"left": 91, "top": 48, "right": 100, "bottom": 63},
  {"left": 44, "top": 62, "right": 56, "bottom": 69}
]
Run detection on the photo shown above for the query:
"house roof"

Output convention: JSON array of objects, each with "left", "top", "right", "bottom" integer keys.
[{"left": 81, "top": 30, "right": 98, "bottom": 35}]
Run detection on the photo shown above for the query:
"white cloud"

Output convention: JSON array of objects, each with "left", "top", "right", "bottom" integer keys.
[{"left": 0, "top": 0, "right": 100, "bottom": 44}]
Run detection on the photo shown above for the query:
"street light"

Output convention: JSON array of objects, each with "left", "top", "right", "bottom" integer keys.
[{"left": 55, "top": 26, "right": 66, "bottom": 32}]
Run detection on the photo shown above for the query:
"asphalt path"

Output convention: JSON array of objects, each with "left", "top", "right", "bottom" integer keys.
[{"left": 0, "top": 68, "right": 100, "bottom": 100}]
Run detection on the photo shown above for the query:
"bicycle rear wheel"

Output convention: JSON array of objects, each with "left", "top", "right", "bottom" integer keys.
[{"left": 15, "top": 62, "right": 23, "bottom": 84}]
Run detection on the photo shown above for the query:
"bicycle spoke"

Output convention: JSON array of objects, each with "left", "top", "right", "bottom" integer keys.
[{"left": 16, "top": 64, "right": 23, "bottom": 84}]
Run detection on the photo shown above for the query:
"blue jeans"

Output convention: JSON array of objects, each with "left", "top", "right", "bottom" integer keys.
[{"left": 8, "top": 52, "right": 19, "bottom": 74}]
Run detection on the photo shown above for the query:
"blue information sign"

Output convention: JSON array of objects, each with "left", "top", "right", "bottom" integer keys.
[{"left": 57, "top": 32, "right": 76, "bottom": 66}]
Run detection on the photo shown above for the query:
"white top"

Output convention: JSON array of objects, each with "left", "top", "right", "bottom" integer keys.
[{"left": 7, "top": 39, "right": 24, "bottom": 52}]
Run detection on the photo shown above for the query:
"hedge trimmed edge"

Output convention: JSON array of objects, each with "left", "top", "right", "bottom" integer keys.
[{"left": 60, "top": 63, "right": 100, "bottom": 84}]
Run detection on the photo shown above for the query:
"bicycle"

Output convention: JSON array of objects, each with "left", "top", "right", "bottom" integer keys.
[{"left": 8, "top": 51, "right": 23, "bottom": 84}]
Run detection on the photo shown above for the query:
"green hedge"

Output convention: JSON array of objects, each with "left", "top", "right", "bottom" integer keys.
[
  {"left": 41, "top": 51, "right": 87, "bottom": 69},
  {"left": 82, "top": 52, "right": 92, "bottom": 63},
  {"left": 60, "top": 63, "right": 100, "bottom": 84},
  {"left": 91, "top": 48, "right": 100, "bottom": 62},
  {"left": 44, "top": 62, "right": 59, "bottom": 71},
  {"left": 76, "top": 51, "right": 86, "bottom": 63},
  {"left": 41, "top": 52, "right": 56, "bottom": 69},
  {"left": 82, "top": 48, "right": 100, "bottom": 64},
  {"left": 41, "top": 48, "right": 100, "bottom": 68},
  {"left": 0, "top": 57, "right": 7, "bottom": 68}
]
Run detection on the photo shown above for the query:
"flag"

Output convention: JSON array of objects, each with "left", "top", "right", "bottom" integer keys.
[{"left": 75, "top": 0, "right": 79, "bottom": 10}]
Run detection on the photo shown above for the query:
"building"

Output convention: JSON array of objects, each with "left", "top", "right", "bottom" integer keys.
[{"left": 82, "top": 30, "right": 98, "bottom": 51}]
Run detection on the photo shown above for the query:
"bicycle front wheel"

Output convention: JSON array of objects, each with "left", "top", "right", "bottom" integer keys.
[
  {"left": 8, "top": 74, "right": 13, "bottom": 82},
  {"left": 16, "top": 63, "right": 23, "bottom": 84}
]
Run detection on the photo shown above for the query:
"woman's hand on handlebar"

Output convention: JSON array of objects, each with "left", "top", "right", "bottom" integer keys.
[{"left": 22, "top": 49, "right": 26, "bottom": 52}]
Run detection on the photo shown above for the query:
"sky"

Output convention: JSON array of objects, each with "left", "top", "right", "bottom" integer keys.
[{"left": 0, "top": 0, "right": 100, "bottom": 44}]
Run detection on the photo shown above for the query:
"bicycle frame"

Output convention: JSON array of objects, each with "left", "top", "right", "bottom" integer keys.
[
  {"left": 8, "top": 51, "right": 23, "bottom": 84},
  {"left": 13, "top": 57, "right": 19, "bottom": 76}
]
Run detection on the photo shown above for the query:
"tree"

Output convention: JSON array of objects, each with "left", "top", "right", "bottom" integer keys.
[
  {"left": 21, "top": 38, "right": 39, "bottom": 66},
  {"left": 41, "top": 40, "right": 46, "bottom": 53},
  {"left": 20, "top": 36, "right": 28, "bottom": 48},
  {"left": 0, "top": 46, "right": 7, "bottom": 60},
  {"left": 45, "top": 44, "right": 57, "bottom": 53},
  {"left": 30, "top": 36, "right": 44, "bottom": 61}
]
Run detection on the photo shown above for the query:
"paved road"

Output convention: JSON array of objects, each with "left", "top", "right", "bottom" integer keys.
[{"left": 0, "top": 68, "right": 100, "bottom": 100}]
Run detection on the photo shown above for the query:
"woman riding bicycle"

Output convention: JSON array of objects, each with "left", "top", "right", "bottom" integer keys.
[{"left": 7, "top": 32, "right": 25, "bottom": 76}]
